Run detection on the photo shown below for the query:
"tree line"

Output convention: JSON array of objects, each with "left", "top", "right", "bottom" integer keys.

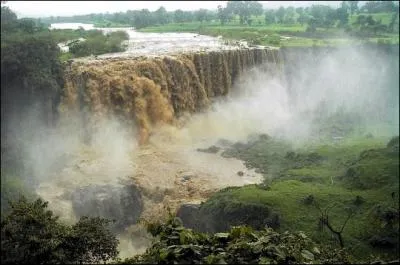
[{"left": 37, "top": 1, "right": 399, "bottom": 31}]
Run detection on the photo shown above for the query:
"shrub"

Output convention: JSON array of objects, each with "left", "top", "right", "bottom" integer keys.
[
  {"left": 1, "top": 197, "right": 119, "bottom": 264},
  {"left": 123, "top": 215, "right": 351, "bottom": 264}
]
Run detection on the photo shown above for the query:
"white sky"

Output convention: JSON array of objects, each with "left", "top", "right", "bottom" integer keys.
[{"left": 4, "top": 1, "right": 342, "bottom": 19}]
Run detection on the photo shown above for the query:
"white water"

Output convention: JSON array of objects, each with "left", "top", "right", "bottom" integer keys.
[
  {"left": 49, "top": 22, "right": 95, "bottom": 30},
  {"left": 50, "top": 22, "right": 263, "bottom": 59}
]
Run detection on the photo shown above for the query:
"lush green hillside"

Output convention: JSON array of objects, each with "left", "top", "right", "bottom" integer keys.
[{"left": 189, "top": 135, "right": 399, "bottom": 261}]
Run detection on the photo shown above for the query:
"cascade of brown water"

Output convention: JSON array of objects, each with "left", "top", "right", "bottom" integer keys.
[{"left": 60, "top": 48, "right": 282, "bottom": 144}]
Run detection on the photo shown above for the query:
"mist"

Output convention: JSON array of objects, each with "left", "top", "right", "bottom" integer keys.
[{"left": 178, "top": 44, "right": 399, "bottom": 147}]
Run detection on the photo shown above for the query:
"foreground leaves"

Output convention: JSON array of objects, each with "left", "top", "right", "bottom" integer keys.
[
  {"left": 120, "top": 217, "right": 351, "bottom": 264},
  {"left": 1, "top": 196, "right": 119, "bottom": 264}
]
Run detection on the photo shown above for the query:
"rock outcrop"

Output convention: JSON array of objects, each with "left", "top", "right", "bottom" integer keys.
[
  {"left": 70, "top": 183, "right": 143, "bottom": 231},
  {"left": 177, "top": 200, "right": 280, "bottom": 233}
]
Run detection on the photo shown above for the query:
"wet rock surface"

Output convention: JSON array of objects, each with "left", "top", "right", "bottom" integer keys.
[
  {"left": 177, "top": 200, "right": 280, "bottom": 233},
  {"left": 176, "top": 204, "right": 202, "bottom": 231},
  {"left": 196, "top": 145, "right": 220, "bottom": 154},
  {"left": 70, "top": 183, "right": 143, "bottom": 231}
]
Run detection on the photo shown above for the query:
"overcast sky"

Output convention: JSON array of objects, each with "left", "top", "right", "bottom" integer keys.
[{"left": 4, "top": 1, "right": 343, "bottom": 19}]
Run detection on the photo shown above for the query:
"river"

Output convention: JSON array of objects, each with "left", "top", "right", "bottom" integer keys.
[{"left": 49, "top": 22, "right": 254, "bottom": 58}]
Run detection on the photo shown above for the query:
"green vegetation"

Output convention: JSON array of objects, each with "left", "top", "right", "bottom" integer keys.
[
  {"left": 1, "top": 5, "right": 128, "bottom": 217},
  {"left": 136, "top": 1, "right": 399, "bottom": 47},
  {"left": 2, "top": 1, "right": 399, "bottom": 264},
  {"left": 67, "top": 30, "right": 129, "bottom": 58},
  {"left": 1, "top": 197, "right": 119, "bottom": 264},
  {"left": 1, "top": 6, "right": 129, "bottom": 62},
  {"left": 120, "top": 215, "right": 350, "bottom": 264},
  {"left": 195, "top": 133, "right": 399, "bottom": 261},
  {"left": 0, "top": 170, "right": 35, "bottom": 217},
  {"left": 31, "top": 1, "right": 399, "bottom": 47}
]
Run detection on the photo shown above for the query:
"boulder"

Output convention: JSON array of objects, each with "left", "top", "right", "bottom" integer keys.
[
  {"left": 176, "top": 200, "right": 280, "bottom": 234},
  {"left": 70, "top": 183, "right": 143, "bottom": 231},
  {"left": 176, "top": 204, "right": 201, "bottom": 230},
  {"left": 196, "top": 145, "right": 220, "bottom": 154}
]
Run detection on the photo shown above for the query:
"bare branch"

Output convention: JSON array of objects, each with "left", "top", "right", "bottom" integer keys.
[{"left": 339, "top": 210, "right": 355, "bottom": 233}]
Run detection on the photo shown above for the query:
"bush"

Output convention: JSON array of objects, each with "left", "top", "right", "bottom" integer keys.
[
  {"left": 1, "top": 197, "right": 119, "bottom": 264},
  {"left": 123, "top": 216, "right": 351, "bottom": 264},
  {"left": 68, "top": 30, "right": 129, "bottom": 57},
  {"left": 264, "top": 34, "right": 281, "bottom": 46}
]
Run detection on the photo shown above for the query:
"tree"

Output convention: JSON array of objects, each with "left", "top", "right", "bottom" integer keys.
[
  {"left": 352, "top": 14, "right": 378, "bottom": 34},
  {"left": 204, "top": 10, "right": 216, "bottom": 22},
  {"left": 296, "top": 7, "right": 309, "bottom": 26},
  {"left": 336, "top": 6, "right": 349, "bottom": 27},
  {"left": 264, "top": 9, "right": 275, "bottom": 25},
  {"left": 18, "top": 18, "right": 36, "bottom": 33},
  {"left": 324, "top": 8, "right": 337, "bottom": 28},
  {"left": 360, "top": 1, "right": 397, "bottom": 13},
  {"left": 194, "top": 9, "right": 208, "bottom": 23},
  {"left": 154, "top": 6, "right": 169, "bottom": 25},
  {"left": 349, "top": 1, "right": 359, "bottom": 15},
  {"left": 1, "top": 197, "right": 69, "bottom": 264},
  {"left": 174, "top": 9, "right": 185, "bottom": 23},
  {"left": 1, "top": 6, "right": 18, "bottom": 32},
  {"left": 63, "top": 217, "right": 119, "bottom": 264},
  {"left": 1, "top": 197, "right": 119, "bottom": 264},
  {"left": 131, "top": 9, "right": 153, "bottom": 29},
  {"left": 340, "top": 1, "right": 350, "bottom": 14},
  {"left": 388, "top": 8, "right": 399, "bottom": 32},
  {"left": 185, "top": 11, "right": 195, "bottom": 22},
  {"left": 313, "top": 201, "right": 358, "bottom": 248},
  {"left": 309, "top": 4, "right": 336, "bottom": 28},
  {"left": 306, "top": 17, "right": 318, "bottom": 33},
  {"left": 217, "top": 5, "right": 230, "bottom": 25},
  {"left": 248, "top": 1, "right": 264, "bottom": 17},
  {"left": 275, "top": 6, "right": 285, "bottom": 24},
  {"left": 284, "top": 6, "right": 296, "bottom": 24},
  {"left": 226, "top": 1, "right": 263, "bottom": 25},
  {"left": 296, "top": 7, "right": 304, "bottom": 16}
]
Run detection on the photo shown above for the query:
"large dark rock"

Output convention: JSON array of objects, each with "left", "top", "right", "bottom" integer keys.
[
  {"left": 70, "top": 183, "right": 143, "bottom": 231},
  {"left": 176, "top": 200, "right": 280, "bottom": 234},
  {"left": 369, "top": 235, "right": 397, "bottom": 249},
  {"left": 176, "top": 204, "right": 201, "bottom": 231}
]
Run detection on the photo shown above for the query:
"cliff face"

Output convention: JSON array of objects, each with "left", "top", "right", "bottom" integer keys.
[{"left": 60, "top": 48, "right": 282, "bottom": 144}]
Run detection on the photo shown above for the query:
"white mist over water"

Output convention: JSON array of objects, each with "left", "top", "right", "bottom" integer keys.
[{"left": 180, "top": 45, "right": 399, "bottom": 145}]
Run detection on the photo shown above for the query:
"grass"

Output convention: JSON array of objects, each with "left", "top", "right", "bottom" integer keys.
[
  {"left": 198, "top": 134, "right": 399, "bottom": 261},
  {"left": 212, "top": 181, "right": 392, "bottom": 259}
]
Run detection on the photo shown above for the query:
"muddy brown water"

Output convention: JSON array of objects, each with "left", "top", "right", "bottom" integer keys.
[{"left": 38, "top": 29, "right": 266, "bottom": 259}]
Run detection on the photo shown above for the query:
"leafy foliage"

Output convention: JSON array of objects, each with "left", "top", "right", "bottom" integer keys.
[
  {"left": 63, "top": 217, "right": 119, "bottom": 264},
  {"left": 0, "top": 171, "right": 35, "bottom": 217},
  {"left": 1, "top": 197, "right": 67, "bottom": 264},
  {"left": 121, "top": 216, "right": 350, "bottom": 264},
  {"left": 68, "top": 30, "right": 129, "bottom": 57},
  {"left": 1, "top": 197, "right": 119, "bottom": 264}
]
